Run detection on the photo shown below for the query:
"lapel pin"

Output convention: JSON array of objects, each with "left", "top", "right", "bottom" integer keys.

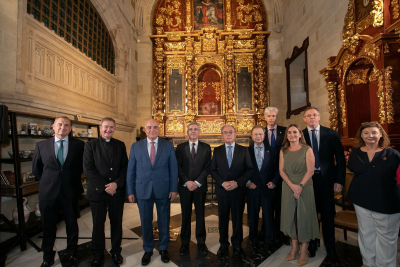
[{"left": 383, "top": 157, "right": 387, "bottom": 160}]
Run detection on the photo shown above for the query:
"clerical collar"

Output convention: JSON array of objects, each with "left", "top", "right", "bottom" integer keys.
[{"left": 101, "top": 137, "right": 111, "bottom": 142}]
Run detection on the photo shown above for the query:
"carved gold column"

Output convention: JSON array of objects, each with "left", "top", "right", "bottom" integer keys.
[
  {"left": 338, "top": 84, "right": 347, "bottom": 128},
  {"left": 326, "top": 81, "right": 339, "bottom": 131},
  {"left": 255, "top": 35, "right": 267, "bottom": 127},
  {"left": 153, "top": 38, "right": 165, "bottom": 134},
  {"left": 376, "top": 69, "right": 386, "bottom": 124},
  {"left": 225, "top": 35, "right": 236, "bottom": 125},
  {"left": 185, "top": 37, "right": 195, "bottom": 123},
  {"left": 392, "top": 0, "right": 400, "bottom": 19},
  {"left": 185, "top": 0, "right": 192, "bottom": 32},
  {"left": 385, "top": 66, "right": 394, "bottom": 124},
  {"left": 225, "top": 0, "right": 233, "bottom": 31}
]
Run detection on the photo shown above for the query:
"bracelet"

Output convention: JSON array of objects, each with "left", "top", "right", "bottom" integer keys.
[{"left": 285, "top": 179, "right": 290, "bottom": 184}]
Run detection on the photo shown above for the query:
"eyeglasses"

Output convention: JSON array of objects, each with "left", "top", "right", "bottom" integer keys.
[
  {"left": 102, "top": 125, "right": 115, "bottom": 129},
  {"left": 223, "top": 130, "right": 234, "bottom": 135},
  {"left": 304, "top": 113, "right": 320, "bottom": 118},
  {"left": 252, "top": 133, "right": 264, "bottom": 136}
]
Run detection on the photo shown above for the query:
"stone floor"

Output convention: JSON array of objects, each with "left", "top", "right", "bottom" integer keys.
[{"left": 4, "top": 203, "right": 400, "bottom": 267}]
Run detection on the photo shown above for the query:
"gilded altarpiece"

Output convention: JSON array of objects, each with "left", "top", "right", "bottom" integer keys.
[
  {"left": 151, "top": 0, "right": 270, "bottom": 139},
  {"left": 320, "top": 0, "right": 400, "bottom": 150}
]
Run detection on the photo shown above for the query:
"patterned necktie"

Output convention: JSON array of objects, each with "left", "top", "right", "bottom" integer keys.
[
  {"left": 150, "top": 141, "right": 156, "bottom": 165},
  {"left": 57, "top": 140, "right": 64, "bottom": 166},
  {"left": 311, "top": 130, "right": 320, "bottom": 168},
  {"left": 256, "top": 146, "right": 263, "bottom": 170},
  {"left": 191, "top": 142, "right": 196, "bottom": 162},
  {"left": 270, "top": 129, "right": 276, "bottom": 147},
  {"left": 227, "top": 146, "right": 233, "bottom": 168}
]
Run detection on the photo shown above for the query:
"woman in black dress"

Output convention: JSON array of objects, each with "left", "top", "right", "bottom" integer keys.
[{"left": 347, "top": 121, "right": 400, "bottom": 267}]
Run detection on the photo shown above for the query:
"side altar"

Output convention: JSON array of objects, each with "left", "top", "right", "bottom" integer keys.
[{"left": 149, "top": 0, "right": 271, "bottom": 140}]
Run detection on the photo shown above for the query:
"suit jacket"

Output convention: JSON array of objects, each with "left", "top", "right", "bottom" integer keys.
[
  {"left": 247, "top": 145, "right": 280, "bottom": 198},
  {"left": 264, "top": 125, "right": 287, "bottom": 150},
  {"left": 175, "top": 141, "right": 211, "bottom": 195},
  {"left": 210, "top": 143, "right": 254, "bottom": 198},
  {"left": 302, "top": 125, "right": 346, "bottom": 185},
  {"left": 32, "top": 137, "right": 84, "bottom": 202},
  {"left": 126, "top": 138, "right": 178, "bottom": 200},
  {"left": 83, "top": 137, "right": 128, "bottom": 201}
]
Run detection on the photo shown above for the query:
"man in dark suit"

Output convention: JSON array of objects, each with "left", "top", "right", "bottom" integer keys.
[
  {"left": 247, "top": 125, "right": 280, "bottom": 253},
  {"left": 32, "top": 116, "right": 84, "bottom": 267},
  {"left": 126, "top": 119, "right": 178, "bottom": 266},
  {"left": 83, "top": 117, "right": 128, "bottom": 267},
  {"left": 263, "top": 107, "right": 288, "bottom": 245},
  {"left": 210, "top": 124, "right": 253, "bottom": 259},
  {"left": 175, "top": 122, "right": 211, "bottom": 256},
  {"left": 302, "top": 107, "right": 346, "bottom": 266}
]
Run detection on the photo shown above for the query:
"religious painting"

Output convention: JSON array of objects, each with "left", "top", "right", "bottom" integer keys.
[
  {"left": 355, "top": 0, "right": 373, "bottom": 21},
  {"left": 198, "top": 69, "right": 221, "bottom": 115},
  {"left": 168, "top": 69, "right": 183, "bottom": 112},
  {"left": 193, "top": 0, "right": 224, "bottom": 30},
  {"left": 237, "top": 67, "right": 253, "bottom": 110}
]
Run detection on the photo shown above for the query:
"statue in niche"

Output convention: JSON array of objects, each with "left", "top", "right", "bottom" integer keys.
[
  {"left": 237, "top": 67, "right": 253, "bottom": 110},
  {"left": 199, "top": 85, "right": 220, "bottom": 115},
  {"left": 168, "top": 69, "right": 183, "bottom": 112},
  {"left": 198, "top": 68, "right": 221, "bottom": 115},
  {"left": 194, "top": 0, "right": 224, "bottom": 30}
]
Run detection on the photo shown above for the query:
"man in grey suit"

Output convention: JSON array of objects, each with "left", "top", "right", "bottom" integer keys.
[
  {"left": 175, "top": 122, "right": 211, "bottom": 256},
  {"left": 126, "top": 119, "right": 178, "bottom": 266}
]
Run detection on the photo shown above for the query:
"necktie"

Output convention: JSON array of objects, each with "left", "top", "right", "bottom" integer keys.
[
  {"left": 150, "top": 141, "right": 156, "bottom": 165},
  {"left": 57, "top": 140, "right": 64, "bottom": 166},
  {"left": 191, "top": 142, "right": 196, "bottom": 162},
  {"left": 256, "top": 146, "right": 263, "bottom": 170},
  {"left": 311, "top": 130, "right": 320, "bottom": 169},
  {"left": 227, "top": 146, "right": 233, "bottom": 168},
  {"left": 270, "top": 129, "right": 276, "bottom": 147}
]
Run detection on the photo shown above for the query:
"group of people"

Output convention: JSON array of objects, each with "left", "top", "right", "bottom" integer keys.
[{"left": 32, "top": 106, "right": 400, "bottom": 267}]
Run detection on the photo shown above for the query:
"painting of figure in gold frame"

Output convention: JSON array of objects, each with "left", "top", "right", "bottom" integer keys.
[
  {"left": 197, "top": 68, "right": 222, "bottom": 115},
  {"left": 237, "top": 67, "right": 253, "bottom": 111},
  {"left": 168, "top": 69, "right": 184, "bottom": 112},
  {"left": 193, "top": 0, "right": 224, "bottom": 30}
]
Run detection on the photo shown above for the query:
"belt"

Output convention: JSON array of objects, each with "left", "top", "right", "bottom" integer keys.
[{"left": 314, "top": 170, "right": 321, "bottom": 174}]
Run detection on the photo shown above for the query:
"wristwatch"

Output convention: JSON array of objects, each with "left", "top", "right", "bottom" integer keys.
[{"left": 299, "top": 183, "right": 304, "bottom": 188}]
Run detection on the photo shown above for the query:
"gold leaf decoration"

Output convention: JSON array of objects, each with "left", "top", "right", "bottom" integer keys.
[
  {"left": 385, "top": 66, "right": 394, "bottom": 124},
  {"left": 347, "top": 69, "right": 369, "bottom": 85}
]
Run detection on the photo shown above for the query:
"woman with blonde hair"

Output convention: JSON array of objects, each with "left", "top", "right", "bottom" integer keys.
[
  {"left": 347, "top": 121, "right": 400, "bottom": 267},
  {"left": 279, "top": 124, "right": 320, "bottom": 266}
]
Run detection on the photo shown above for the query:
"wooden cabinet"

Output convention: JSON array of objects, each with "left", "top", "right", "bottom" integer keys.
[{"left": 0, "top": 112, "right": 99, "bottom": 251}]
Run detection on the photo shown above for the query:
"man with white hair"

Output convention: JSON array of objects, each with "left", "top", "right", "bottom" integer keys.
[{"left": 263, "top": 107, "right": 289, "bottom": 245}]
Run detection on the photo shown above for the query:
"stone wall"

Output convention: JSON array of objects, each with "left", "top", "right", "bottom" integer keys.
[{"left": 276, "top": 0, "right": 349, "bottom": 127}]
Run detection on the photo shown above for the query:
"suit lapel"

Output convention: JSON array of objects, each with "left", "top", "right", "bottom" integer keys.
[
  {"left": 141, "top": 139, "right": 152, "bottom": 166},
  {"left": 193, "top": 142, "right": 203, "bottom": 164},
  {"left": 50, "top": 137, "right": 61, "bottom": 167},
  {"left": 230, "top": 144, "right": 240, "bottom": 169},
  {"left": 276, "top": 126, "right": 285, "bottom": 147},
  {"left": 63, "top": 137, "right": 73, "bottom": 166},
  {"left": 153, "top": 138, "right": 164, "bottom": 166},
  {"left": 185, "top": 141, "right": 191, "bottom": 162},
  {"left": 249, "top": 146, "right": 259, "bottom": 174},
  {"left": 260, "top": 147, "right": 270, "bottom": 173},
  {"left": 303, "top": 128, "right": 312, "bottom": 146}
]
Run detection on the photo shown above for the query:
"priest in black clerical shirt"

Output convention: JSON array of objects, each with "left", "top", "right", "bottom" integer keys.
[{"left": 83, "top": 117, "right": 128, "bottom": 267}]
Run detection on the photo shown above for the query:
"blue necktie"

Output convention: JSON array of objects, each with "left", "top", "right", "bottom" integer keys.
[
  {"left": 227, "top": 146, "right": 233, "bottom": 168},
  {"left": 270, "top": 129, "right": 276, "bottom": 147},
  {"left": 256, "top": 146, "right": 263, "bottom": 170},
  {"left": 311, "top": 130, "right": 320, "bottom": 169},
  {"left": 57, "top": 140, "right": 64, "bottom": 166}
]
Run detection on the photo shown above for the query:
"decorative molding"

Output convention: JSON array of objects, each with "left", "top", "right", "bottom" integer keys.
[
  {"left": 338, "top": 85, "right": 347, "bottom": 128},
  {"left": 392, "top": 0, "right": 400, "bottom": 19},
  {"left": 326, "top": 82, "right": 338, "bottom": 131},
  {"left": 375, "top": 69, "right": 385, "bottom": 124},
  {"left": 237, "top": 115, "right": 254, "bottom": 134},
  {"left": 385, "top": 66, "right": 394, "bottom": 124},
  {"left": 347, "top": 69, "right": 369, "bottom": 85},
  {"left": 197, "top": 120, "right": 225, "bottom": 134}
]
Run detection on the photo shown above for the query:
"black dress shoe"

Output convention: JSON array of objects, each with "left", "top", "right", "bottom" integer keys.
[
  {"left": 252, "top": 243, "right": 260, "bottom": 253},
  {"left": 112, "top": 254, "right": 123, "bottom": 265},
  {"left": 198, "top": 244, "right": 208, "bottom": 255},
  {"left": 327, "top": 250, "right": 341, "bottom": 266},
  {"left": 179, "top": 244, "right": 189, "bottom": 256},
  {"left": 68, "top": 256, "right": 78, "bottom": 265},
  {"left": 159, "top": 250, "right": 170, "bottom": 263},
  {"left": 233, "top": 247, "right": 246, "bottom": 259},
  {"left": 308, "top": 242, "right": 318, "bottom": 258},
  {"left": 217, "top": 246, "right": 228, "bottom": 257},
  {"left": 40, "top": 261, "right": 54, "bottom": 267},
  {"left": 141, "top": 252, "right": 153, "bottom": 266},
  {"left": 88, "top": 258, "right": 103, "bottom": 267}
]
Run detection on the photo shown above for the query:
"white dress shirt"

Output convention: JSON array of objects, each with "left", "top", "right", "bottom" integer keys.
[
  {"left": 54, "top": 136, "right": 69, "bottom": 161},
  {"left": 147, "top": 137, "right": 159, "bottom": 157}
]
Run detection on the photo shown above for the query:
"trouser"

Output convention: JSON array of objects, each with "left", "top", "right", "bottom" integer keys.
[
  {"left": 247, "top": 195, "right": 274, "bottom": 245},
  {"left": 217, "top": 196, "right": 245, "bottom": 249},
  {"left": 354, "top": 204, "right": 400, "bottom": 267},
  {"left": 90, "top": 195, "right": 124, "bottom": 259},
  {"left": 179, "top": 192, "right": 206, "bottom": 245},
  {"left": 40, "top": 192, "right": 79, "bottom": 262},
  {"left": 310, "top": 174, "right": 335, "bottom": 250},
  {"left": 137, "top": 190, "right": 171, "bottom": 252}
]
